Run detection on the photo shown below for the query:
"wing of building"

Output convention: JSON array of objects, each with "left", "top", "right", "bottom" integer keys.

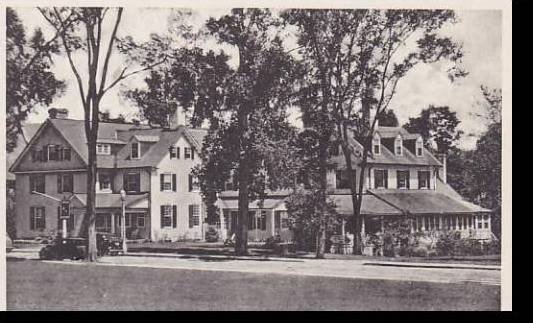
[{"left": 10, "top": 109, "right": 492, "bottom": 243}]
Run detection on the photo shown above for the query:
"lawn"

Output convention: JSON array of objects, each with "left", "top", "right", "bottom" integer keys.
[{"left": 7, "top": 259, "right": 500, "bottom": 311}]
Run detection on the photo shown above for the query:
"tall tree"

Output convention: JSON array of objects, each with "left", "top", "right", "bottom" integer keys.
[
  {"left": 6, "top": 7, "right": 65, "bottom": 153},
  {"left": 378, "top": 109, "right": 399, "bottom": 127},
  {"left": 38, "top": 7, "right": 165, "bottom": 261},
  {"left": 284, "top": 9, "right": 466, "bottom": 255},
  {"left": 403, "top": 105, "right": 463, "bottom": 153},
  {"left": 126, "top": 9, "right": 301, "bottom": 255}
]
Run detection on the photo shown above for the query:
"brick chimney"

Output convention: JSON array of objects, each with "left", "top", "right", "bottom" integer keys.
[
  {"left": 437, "top": 153, "right": 447, "bottom": 183},
  {"left": 48, "top": 108, "right": 69, "bottom": 119}
]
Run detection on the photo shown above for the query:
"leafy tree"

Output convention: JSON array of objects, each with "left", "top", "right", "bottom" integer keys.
[
  {"left": 286, "top": 187, "right": 339, "bottom": 258},
  {"left": 283, "top": 9, "right": 466, "bottom": 255},
  {"left": 403, "top": 105, "right": 464, "bottom": 153},
  {"left": 6, "top": 7, "right": 65, "bottom": 153},
  {"left": 126, "top": 9, "right": 301, "bottom": 255},
  {"left": 378, "top": 109, "right": 399, "bottom": 127},
  {"left": 38, "top": 7, "right": 166, "bottom": 261}
]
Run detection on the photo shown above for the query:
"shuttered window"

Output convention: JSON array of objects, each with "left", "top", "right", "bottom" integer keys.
[
  {"left": 189, "top": 204, "right": 200, "bottom": 228},
  {"left": 160, "top": 205, "right": 173, "bottom": 228},
  {"left": 30, "top": 174, "right": 46, "bottom": 193}
]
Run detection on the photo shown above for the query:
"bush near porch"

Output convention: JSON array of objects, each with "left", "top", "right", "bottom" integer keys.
[{"left": 363, "top": 219, "right": 500, "bottom": 258}]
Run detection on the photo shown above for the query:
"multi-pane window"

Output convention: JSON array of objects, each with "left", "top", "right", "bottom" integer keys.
[
  {"left": 97, "top": 144, "right": 111, "bottom": 155},
  {"left": 374, "top": 169, "right": 388, "bottom": 189},
  {"left": 184, "top": 147, "right": 194, "bottom": 159},
  {"left": 373, "top": 135, "right": 381, "bottom": 155},
  {"left": 189, "top": 174, "right": 200, "bottom": 191},
  {"left": 131, "top": 142, "right": 140, "bottom": 159},
  {"left": 477, "top": 214, "right": 490, "bottom": 229},
  {"left": 274, "top": 211, "right": 290, "bottom": 230},
  {"left": 397, "top": 170, "right": 410, "bottom": 189},
  {"left": 29, "top": 174, "right": 46, "bottom": 193},
  {"left": 123, "top": 172, "right": 140, "bottom": 193},
  {"left": 418, "top": 171, "right": 430, "bottom": 189},
  {"left": 394, "top": 135, "right": 403, "bottom": 156},
  {"left": 99, "top": 173, "right": 112, "bottom": 191},
  {"left": 335, "top": 170, "right": 351, "bottom": 189},
  {"left": 95, "top": 213, "right": 112, "bottom": 230},
  {"left": 169, "top": 146, "right": 180, "bottom": 159},
  {"left": 189, "top": 204, "right": 200, "bottom": 228},
  {"left": 160, "top": 173, "right": 175, "bottom": 191},
  {"left": 48, "top": 145, "right": 60, "bottom": 161},
  {"left": 248, "top": 210, "right": 267, "bottom": 230},
  {"left": 30, "top": 207, "right": 46, "bottom": 230},
  {"left": 57, "top": 174, "right": 74, "bottom": 193},
  {"left": 160, "top": 205, "right": 174, "bottom": 228},
  {"left": 137, "top": 213, "right": 146, "bottom": 227},
  {"left": 416, "top": 137, "right": 424, "bottom": 157}
]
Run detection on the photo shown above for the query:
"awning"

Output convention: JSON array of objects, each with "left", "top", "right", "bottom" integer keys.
[{"left": 73, "top": 193, "right": 149, "bottom": 209}]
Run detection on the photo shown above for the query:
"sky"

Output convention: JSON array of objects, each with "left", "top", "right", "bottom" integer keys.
[{"left": 13, "top": 7, "right": 502, "bottom": 150}]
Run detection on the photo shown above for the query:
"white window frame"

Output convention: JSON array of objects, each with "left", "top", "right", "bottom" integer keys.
[
  {"left": 131, "top": 142, "right": 140, "bottom": 159},
  {"left": 190, "top": 204, "right": 200, "bottom": 227},
  {"left": 184, "top": 147, "right": 192, "bottom": 159},
  {"left": 31, "top": 207, "right": 46, "bottom": 230},
  {"left": 161, "top": 205, "right": 173, "bottom": 228},
  {"left": 372, "top": 134, "right": 381, "bottom": 155},
  {"left": 416, "top": 137, "right": 424, "bottom": 157},
  {"left": 47, "top": 144, "right": 60, "bottom": 161},
  {"left": 137, "top": 213, "right": 146, "bottom": 227},
  {"left": 397, "top": 170, "right": 410, "bottom": 189},
  {"left": 97, "top": 144, "right": 111, "bottom": 155},
  {"left": 162, "top": 173, "right": 173, "bottom": 191},
  {"left": 374, "top": 169, "right": 388, "bottom": 189},
  {"left": 394, "top": 135, "right": 403, "bottom": 156}
]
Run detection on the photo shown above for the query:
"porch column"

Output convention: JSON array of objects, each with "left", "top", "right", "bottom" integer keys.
[
  {"left": 439, "top": 215, "right": 443, "bottom": 231},
  {"left": 380, "top": 216, "right": 384, "bottom": 233},
  {"left": 341, "top": 218, "right": 346, "bottom": 237},
  {"left": 421, "top": 216, "right": 425, "bottom": 231},
  {"left": 360, "top": 216, "right": 365, "bottom": 236},
  {"left": 111, "top": 213, "right": 116, "bottom": 234},
  {"left": 487, "top": 213, "right": 491, "bottom": 232},
  {"left": 270, "top": 210, "right": 275, "bottom": 237}
]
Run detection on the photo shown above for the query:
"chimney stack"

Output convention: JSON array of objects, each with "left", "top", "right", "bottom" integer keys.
[
  {"left": 48, "top": 108, "right": 69, "bottom": 119},
  {"left": 437, "top": 153, "right": 447, "bottom": 183}
]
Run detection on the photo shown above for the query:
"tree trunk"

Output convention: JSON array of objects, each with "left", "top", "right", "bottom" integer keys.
[
  {"left": 316, "top": 222, "right": 326, "bottom": 258},
  {"left": 235, "top": 160, "right": 250, "bottom": 256},
  {"left": 315, "top": 137, "right": 330, "bottom": 259},
  {"left": 86, "top": 138, "right": 98, "bottom": 261}
]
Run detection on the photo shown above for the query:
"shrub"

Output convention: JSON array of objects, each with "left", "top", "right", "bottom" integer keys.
[
  {"left": 264, "top": 235, "right": 282, "bottom": 249},
  {"left": 205, "top": 227, "right": 219, "bottom": 242},
  {"left": 410, "top": 245, "right": 429, "bottom": 257},
  {"left": 456, "top": 238, "right": 483, "bottom": 256},
  {"left": 436, "top": 231, "right": 462, "bottom": 256},
  {"left": 484, "top": 239, "right": 501, "bottom": 255}
]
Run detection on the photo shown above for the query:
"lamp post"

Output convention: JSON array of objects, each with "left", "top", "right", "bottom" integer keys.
[{"left": 120, "top": 189, "right": 127, "bottom": 254}]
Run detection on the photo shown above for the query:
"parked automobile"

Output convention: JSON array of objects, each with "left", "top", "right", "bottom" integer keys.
[
  {"left": 6, "top": 236, "right": 13, "bottom": 253},
  {"left": 39, "top": 233, "right": 123, "bottom": 260}
]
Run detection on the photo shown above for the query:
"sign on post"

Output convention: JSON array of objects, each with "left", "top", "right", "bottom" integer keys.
[{"left": 60, "top": 200, "right": 70, "bottom": 219}]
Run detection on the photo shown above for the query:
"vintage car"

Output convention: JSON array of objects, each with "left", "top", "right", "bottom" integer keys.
[{"left": 39, "top": 233, "right": 123, "bottom": 260}]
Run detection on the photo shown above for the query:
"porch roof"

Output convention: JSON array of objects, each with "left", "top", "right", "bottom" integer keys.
[
  {"left": 73, "top": 193, "right": 149, "bottom": 209},
  {"left": 217, "top": 197, "right": 286, "bottom": 210},
  {"left": 331, "top": 194, "right": 403, "bottom": 216},
  {"left": 367, "top": 190, "right": 491, "bottom": 215}
]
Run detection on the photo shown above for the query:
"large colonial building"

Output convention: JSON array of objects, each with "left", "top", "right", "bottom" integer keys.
[{"left": 9, "top": 109, "right": 492, "bottom": 243}]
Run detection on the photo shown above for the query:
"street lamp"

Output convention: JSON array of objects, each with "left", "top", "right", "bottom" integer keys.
[{"left": 120, "top": 189, "right": 128, "bottom": 254}]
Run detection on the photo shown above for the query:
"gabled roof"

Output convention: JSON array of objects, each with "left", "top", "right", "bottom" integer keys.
[
  {"left": 375, "top": 126, "right": 419, "bottom": 140},
  {"left": 7, "top": 123, "right": 41, "bottom": 179},
  {"left": 12, "top": 118, "right": 208, "bottom": 171}
]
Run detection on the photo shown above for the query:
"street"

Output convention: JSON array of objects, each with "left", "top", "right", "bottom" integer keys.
[{"left": 6, "top": 254, "right": 500, "bottom": 311}]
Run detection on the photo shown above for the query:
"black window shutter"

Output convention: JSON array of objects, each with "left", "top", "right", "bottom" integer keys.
[
  {"left": 191, "top": 148, "right": 195, "bottom": 160},
  {"left": 176, "top": 147, "right": 180, "bottom": 159},
  {"left": 189, "top": 205, "right": 193, "bottom": 228},
  {"left": 160, "top": 174, "right": 164, "bottom": 191},
  {"left": 172, "top": 205, "right": 177, "bottom": 228},
  {"left": 172, "top": 174, "right": 177, "bottom": 192},
  {"left": 30, "top": 207, "right": 34, "bottom": 230},
  {"left": 160, "top": 206, "right": 165, "bottom": 228},
  {"left": 406, "top": 172, "right": 410, "bottom": 189},
  {"left": 384, "top": 170, "right": 388, "bottom": 189},
  {"left": 123, "top": 174, "right": 128, "bottom": 191},
  {"left": 57, "top": 175, "right": 62, "bottom": 193},
  {"left": 42, "top": 208, "right": 46, "bottom": 229},
  {"left": 189, "top": 175, "right": 193, "bottom": 192},
  {"left": 57, "top": 206, "right": 61, "bottom": 229},
  {"left": 42, "top": 145, "right": 48, "bottom": 162},
  {"left": 42, "top": 175, "right": 46, "bottom": 194}
]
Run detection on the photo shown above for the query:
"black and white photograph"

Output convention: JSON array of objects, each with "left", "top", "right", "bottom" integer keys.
[{"left": 2, "top": 0, "right": 512, "bottom": 311}]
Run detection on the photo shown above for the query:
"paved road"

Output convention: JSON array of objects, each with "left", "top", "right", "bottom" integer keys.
[{"left": 7, "top": 259, "right": 500, "bottom": 311}]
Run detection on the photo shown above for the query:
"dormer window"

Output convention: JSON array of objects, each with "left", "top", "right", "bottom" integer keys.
[
  {"left": 416, "top": 137, "right": 424, "bottom": 157},
  {"left": 372, "top": 134, "right": 381, "bottom": 155},
  {"left": 131, "top": 142, "right": 140, "bottom": 159},
  {"left": 97, "top": 144, "right": 111, "bottom": 155},
  {"left": 394, "top": 135, "right": 403, "bottom": 156}
]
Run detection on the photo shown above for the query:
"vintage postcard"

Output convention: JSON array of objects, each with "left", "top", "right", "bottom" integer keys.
[{"left": 1, "top": 0, "right": 512, "bottom": 311}]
